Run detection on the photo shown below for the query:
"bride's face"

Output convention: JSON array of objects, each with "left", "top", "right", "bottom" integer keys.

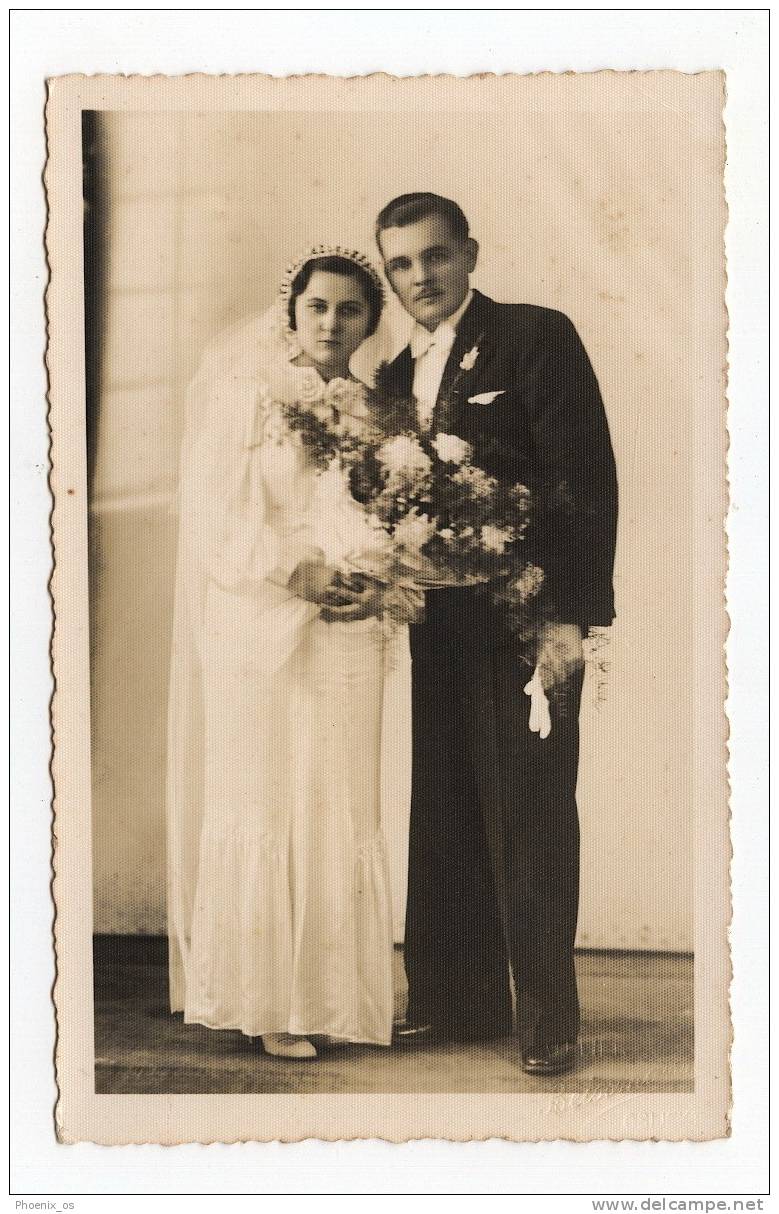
[{"left": 294, "top": 271, "right": 372, "bottom": 376}]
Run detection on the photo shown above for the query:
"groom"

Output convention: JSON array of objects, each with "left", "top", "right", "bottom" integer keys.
[{"left": 373, "top": 193, "right": 618, "bottom": 1074}]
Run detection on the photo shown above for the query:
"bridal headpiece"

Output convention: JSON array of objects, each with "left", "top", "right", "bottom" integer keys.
[
  {"left": 278, "top": 244, "right": 385, "bottom": 304},
  {"left": 256, "top": 245, "right": 385, "bottom": 370}
]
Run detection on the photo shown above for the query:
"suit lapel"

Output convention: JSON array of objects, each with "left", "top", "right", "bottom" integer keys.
[
  {"left": 390, "top": 345, "right": 414, "bottom": 397},
  {"left": 432, "top": 290, "right": 495, "bottom": 434}
]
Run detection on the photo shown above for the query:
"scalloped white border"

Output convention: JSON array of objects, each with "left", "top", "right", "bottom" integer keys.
[{"left": 11, "top": 8, "right": 768, "bottom": 1200}]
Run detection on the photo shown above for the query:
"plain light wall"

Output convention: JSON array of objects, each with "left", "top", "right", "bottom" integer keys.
[{"left": 90, "top": 96, "right": 723, "bottom": 947}]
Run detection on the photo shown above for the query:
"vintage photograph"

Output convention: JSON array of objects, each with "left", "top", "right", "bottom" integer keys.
[{"left": 47, "top": 71, "right": 729, "bottom": 1142}]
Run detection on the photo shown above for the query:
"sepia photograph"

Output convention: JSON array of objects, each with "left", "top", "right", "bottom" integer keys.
[{"left": 46, "top": 70, "right": 729, "bottom": 1143}]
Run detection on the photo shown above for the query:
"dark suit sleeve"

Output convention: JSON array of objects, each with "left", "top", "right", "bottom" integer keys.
[{"left": 524, "top": 311, "right": 618, "bottom": 630}]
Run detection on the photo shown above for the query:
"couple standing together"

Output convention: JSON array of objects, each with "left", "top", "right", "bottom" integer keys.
[{"left": 167, "top": 193, "right": 618, "bottom": 1076}]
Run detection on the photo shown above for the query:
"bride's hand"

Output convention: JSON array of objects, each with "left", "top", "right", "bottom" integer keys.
[
  {"left": 288, "top": 559, "right": 353, "bottom": 607},
  {"left": 320, "top": 573, "right": 386, "bottom": 623}
]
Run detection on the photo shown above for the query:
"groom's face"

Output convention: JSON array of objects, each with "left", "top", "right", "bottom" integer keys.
[{"left": 379, "top": 214, "right": 478, "bottom": 332}]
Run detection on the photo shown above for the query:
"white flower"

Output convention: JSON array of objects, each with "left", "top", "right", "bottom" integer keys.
[
  {"left": 432, "top": 432, "right": 472, "bottom": 465},
  {"left": 481, "top": 524, "right": 513, "bottom": 554},
  {"left": 297, "top": 368, "right": 326, "bottom": 404},
  {"left": 310, "top": 399, "right": 336, "bottom": 424},
  {"left": 334, "top": 384, "right": 373, "bottom": 441},
  {"left": 452, "top": 464, "right": 494, "bottom": 499},
  {"left": 326, "top": 378, "right": 368, "bottom": 417},
  {"left": 393, "top": 509, "right": 436, "bottom": 553},
  {"left": 377, "top": 434, "right": 432, "bottom": 480},
  {"left": 511, "top": 564, "right": 545, "bottom": 600},
  {"left": 460, "top": 345, "right": 480, "bottom": 372}
]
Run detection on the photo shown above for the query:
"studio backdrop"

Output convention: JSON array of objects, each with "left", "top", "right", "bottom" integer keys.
[{"left": 87, "top": 98, "right": 722, "bottom": 948}]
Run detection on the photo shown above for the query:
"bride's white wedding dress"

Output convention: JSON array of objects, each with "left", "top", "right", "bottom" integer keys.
[{"left": 166, "top": 315, "right": 394, "bottom": 1045}]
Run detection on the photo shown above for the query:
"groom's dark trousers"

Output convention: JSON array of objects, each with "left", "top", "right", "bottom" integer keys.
[
  {"left": 406, "top": 604, "right": 584, "bottom": 1049},
  {"left": 386, "top": 291, "right": 618, "bottom": 1052}
]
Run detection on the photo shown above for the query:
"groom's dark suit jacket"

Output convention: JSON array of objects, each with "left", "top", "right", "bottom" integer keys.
[
  {"left": 384, "top": 290, "right": 618, "bottom": 1048},
  {"left": 383, "top": 289, "right": 618, "bottom": 641}
]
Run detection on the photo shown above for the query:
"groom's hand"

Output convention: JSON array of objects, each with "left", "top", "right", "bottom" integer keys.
[{"left": 536, "top": 622, "right": 584, "bottom": 692}]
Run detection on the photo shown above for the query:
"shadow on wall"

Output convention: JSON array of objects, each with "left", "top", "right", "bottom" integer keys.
[{"left": 90, "top": 506, "right": 177, "bottom": 934}]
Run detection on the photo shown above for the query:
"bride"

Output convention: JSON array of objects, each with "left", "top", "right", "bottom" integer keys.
[{"left": 166, "top": 247, "right": 395, "bottom": 1058}]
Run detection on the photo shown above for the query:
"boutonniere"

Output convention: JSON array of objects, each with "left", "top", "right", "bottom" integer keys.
[
  {"left": 467, "top": 390, "right": 506, "bottom": 406},
  {"left": 459, "top": 345, "right": 480, "bottom": 372}
]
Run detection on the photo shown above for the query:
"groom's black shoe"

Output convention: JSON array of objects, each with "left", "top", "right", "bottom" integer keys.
[
  {"left": 392, "top": 1019, "right": 509, "bottom": 1046},
  {"left": 391, "top": 1019, "right": 439, "bottom": 1047},
  {"left": 520, "top": 1041, "right": 577, "bottom": 1076}
]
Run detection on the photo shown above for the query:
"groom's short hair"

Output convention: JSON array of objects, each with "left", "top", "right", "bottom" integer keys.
[{"left": 375, "top": 193, "right": 470, "bottom": 248}]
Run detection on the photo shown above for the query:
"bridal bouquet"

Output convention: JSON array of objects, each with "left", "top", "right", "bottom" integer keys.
[
  {"left": 277, "top": 372, "right": 545, "bottom": 633},
  {"left": 278, "top": 375, "right": 382, "bottom": 468},
  {"left": 341, "top": 399, "right": 545, "bottom": 633},
  {"left": 342, "top": 400, "right": 551, "bottom": 733}
]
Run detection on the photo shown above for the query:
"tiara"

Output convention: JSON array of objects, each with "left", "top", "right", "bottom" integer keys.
[{"left": 279, "top": 244, "right": 385, "bottom": 301}]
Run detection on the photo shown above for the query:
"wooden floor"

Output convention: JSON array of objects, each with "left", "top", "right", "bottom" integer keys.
[{"left": 94, "top": 937, "right": 694, "bottom": 1095}]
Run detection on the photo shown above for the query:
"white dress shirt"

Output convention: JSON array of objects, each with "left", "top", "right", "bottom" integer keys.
[{"left": 410, "top": 290, "right": 473, "bottom": 430}]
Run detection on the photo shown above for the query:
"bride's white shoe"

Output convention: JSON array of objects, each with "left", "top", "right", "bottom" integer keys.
[{"left": 261, "top": 1033, "right": 317, "bottom": 1059}]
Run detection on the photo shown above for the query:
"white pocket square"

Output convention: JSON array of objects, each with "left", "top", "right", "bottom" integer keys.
[{"left": 467, "top": 390, "right": 506, "bottom": 405}]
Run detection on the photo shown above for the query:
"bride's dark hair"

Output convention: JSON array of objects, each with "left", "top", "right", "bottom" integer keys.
[{"left": 287, "top": 255, "right": 383, "bottom": 337}]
